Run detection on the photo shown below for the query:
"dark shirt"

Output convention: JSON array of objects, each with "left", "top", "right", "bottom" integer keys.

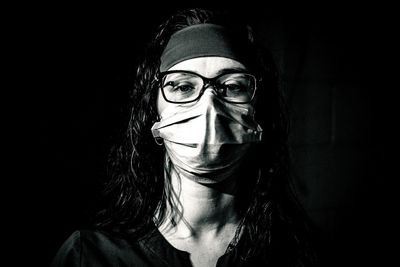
[{"left": 51, "top": 228, "right": 269, "bottom": 267}]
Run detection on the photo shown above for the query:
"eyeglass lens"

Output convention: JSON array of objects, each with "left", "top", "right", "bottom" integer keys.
[{"left": 161, "top": 72, "right": 256, "bottom": 103}]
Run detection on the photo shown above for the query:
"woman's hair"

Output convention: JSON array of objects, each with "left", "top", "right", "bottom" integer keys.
[{"left": 95, "top": 8, "right": 316, "bottom": 266}]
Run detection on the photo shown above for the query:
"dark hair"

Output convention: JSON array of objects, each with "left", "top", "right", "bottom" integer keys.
[{"left": 95, "top": 8, "right": 316, "bottom": 266}]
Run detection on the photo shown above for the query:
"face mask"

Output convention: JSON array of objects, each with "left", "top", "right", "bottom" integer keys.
[{"left": 151, "top": 91, "right": 262, "bottom": 184}]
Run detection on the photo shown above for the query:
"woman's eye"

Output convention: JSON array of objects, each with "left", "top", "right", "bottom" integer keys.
[
  {"left": 223, "top": 83, "right": 244, "bottom": 92},
  {"left": 174, "top": 84, "right": 195, "bottom": 92},
  {"left": 165, "top": 81, "right": 196, "bottom": 93}
]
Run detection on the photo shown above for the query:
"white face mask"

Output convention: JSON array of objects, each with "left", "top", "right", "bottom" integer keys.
[{"left": 151, "top": 91, "right": 262, "bottom": 184}]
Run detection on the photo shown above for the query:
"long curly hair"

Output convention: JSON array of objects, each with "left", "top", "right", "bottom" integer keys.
[{"left": 95, "top": 8, "right": 316, "bottom": 266}]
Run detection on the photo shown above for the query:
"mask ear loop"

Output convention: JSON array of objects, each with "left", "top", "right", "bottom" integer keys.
[
  {"left": 154, "top": 137, "right": 164, "bottom": 146},
  {"left": 153, "top": 73, "right": 163, "bottom": 147},
  {"left": 153, "top": 114, "right": 164, "bottom": 145}
]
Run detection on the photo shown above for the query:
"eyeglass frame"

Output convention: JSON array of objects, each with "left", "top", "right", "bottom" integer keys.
[{"left": 156, "top": 70, "right": 259, "bottom": 104}]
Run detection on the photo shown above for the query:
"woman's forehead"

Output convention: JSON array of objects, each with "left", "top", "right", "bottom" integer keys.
[{"left": 167, "top": 57, "right": 247, "bottom": 78}]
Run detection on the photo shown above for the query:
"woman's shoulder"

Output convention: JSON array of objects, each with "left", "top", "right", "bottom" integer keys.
[
  {"left": 51, "top": 229, "right": 142, "bottom": 267},
  {"left": 62, "top": 229, "right": 137, "bottom": 253}
]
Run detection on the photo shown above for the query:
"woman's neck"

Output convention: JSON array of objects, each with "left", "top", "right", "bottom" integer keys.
[{"left": 159, "top": 169, "right": 240, "bottom": 240}]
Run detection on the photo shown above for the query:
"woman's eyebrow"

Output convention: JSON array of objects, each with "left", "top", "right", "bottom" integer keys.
[
  {"left": 215, "top": 67, "right": 248, "bottom": 76},
  {"left": 163, "top": 67, "right": 249, "bottom": 79}
]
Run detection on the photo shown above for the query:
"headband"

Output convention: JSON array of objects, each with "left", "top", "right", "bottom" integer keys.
[{"left": 160, "top": 23, "right": 254, "bottom": 72}]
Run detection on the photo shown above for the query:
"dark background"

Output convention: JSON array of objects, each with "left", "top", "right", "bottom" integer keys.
[{"left": 17, "top": 5, "right": 394, "bottom": 267}]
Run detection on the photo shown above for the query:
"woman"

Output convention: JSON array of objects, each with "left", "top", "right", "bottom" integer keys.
[{"left": 52, "top": 8, "right": 316, "bottom": 267}]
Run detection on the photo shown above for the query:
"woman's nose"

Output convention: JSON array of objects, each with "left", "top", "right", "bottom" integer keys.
[{"left": 202, "top": 82, "right": 219, "bottom": 96}]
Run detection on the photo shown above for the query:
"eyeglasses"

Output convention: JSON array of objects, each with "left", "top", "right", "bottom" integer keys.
[{"left": 158, "top": 70, "right": 257, "bottom": 104}]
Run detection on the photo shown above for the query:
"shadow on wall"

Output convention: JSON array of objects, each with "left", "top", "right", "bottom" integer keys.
[{"left": 257, "top": 8, "right": 390, "bottom": 267}]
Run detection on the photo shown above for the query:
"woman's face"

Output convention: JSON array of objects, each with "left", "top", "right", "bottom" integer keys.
[{"left": 157, "top": 57, "right": 248, "bottom": 114}]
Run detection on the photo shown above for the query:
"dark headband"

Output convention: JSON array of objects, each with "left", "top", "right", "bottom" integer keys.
[{"left": 160, "top": 23, "right": 254, "bottom": 72}]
